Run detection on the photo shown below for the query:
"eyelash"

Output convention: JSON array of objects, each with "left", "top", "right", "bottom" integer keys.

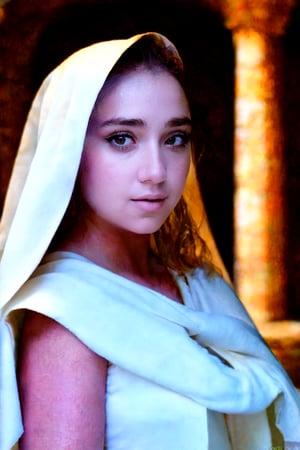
[
  {"left": 165, "top": 132, "right": 190, "bottom": 148},
  {"left": 106, "top": 131, "right": 191, "bottom": 151},
  {"left": 106, "top": 133, "right": 133, "bottom": 149}
]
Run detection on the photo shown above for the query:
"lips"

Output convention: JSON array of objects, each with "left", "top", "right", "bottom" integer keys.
[
  {"left": 131, "top": 195, "right": 167, "bottom": 211},
  {"left": 131, "top": 194, "right": 167, "bottom": 202},
  {"left": 133, "top": 198, "right": 164, "bottom": 203}
]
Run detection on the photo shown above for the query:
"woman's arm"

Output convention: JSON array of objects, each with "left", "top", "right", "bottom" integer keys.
[{"left": 18, "top": 311, "right": 108, "bottom": 450}]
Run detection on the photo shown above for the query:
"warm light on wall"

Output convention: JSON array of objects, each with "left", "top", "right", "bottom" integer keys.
[{"left": 233, "top": 28, "right": 286, "bottom": 322}]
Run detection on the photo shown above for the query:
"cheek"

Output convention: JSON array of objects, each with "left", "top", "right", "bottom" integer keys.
[
  {"left": 184, "top": 153, "right": 192, "bottom": 177},
  {"left": 172, "top": 153, "right": 191, "bottom": 187},
  {"left": 79, "top": 151, "right": 124, "bottom": 203},
  {"left": 78, "top": 151, "right": 104, "bottom": 200}
]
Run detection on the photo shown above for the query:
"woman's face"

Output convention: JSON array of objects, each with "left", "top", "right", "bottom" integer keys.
[{"left": 79, "top": 68, "right": 191, "bottom": 236}]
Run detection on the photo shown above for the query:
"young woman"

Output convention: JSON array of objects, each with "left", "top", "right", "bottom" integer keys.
[{"left": 0, "top": 32, "right": 299, "bottom": 450}]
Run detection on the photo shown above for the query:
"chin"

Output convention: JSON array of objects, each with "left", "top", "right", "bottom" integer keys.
[
  {"left": 120, "top": 214, "right": 171, "bottom": 236},
  {"left": 129, "top": 223, "right": 164, "bottom": 236}
]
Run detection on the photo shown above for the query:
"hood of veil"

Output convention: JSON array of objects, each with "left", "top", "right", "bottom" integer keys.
[
  {"left": 0, "top": 32, "right": 228, "bottom": 312},
  {"left": 0, "top": 33, "right": 178, "bottom": 309}
]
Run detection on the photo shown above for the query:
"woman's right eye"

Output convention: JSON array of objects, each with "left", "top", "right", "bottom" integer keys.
[{"left": 106, "top": 133, "right": 134, "bottom": 149}]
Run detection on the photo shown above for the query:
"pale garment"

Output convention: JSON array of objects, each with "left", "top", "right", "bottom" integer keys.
[{"left": 2, "top": 251, "right": 300, "bottom": 449}]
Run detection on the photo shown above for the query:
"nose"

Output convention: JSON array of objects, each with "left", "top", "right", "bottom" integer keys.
[{"left": 138, "top": 144, "right": 167, "bottom": 184}]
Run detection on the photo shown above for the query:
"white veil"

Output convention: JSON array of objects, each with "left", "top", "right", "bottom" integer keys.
[
  {"left": 0, "top": 34, "right": 144, "bottom": 309},
  {"left": 0, "top": 31, "right": 228, "bottom": 312},
  {"left": 0, "top": 31, "right": 228, "bottom": 449}
]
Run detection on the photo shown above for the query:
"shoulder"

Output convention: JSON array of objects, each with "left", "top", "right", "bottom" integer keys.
[
  {"left": 20, "top": 310, "right": 107, "bottom": 368},
  {"left": 18, "top": 311, "right": 108, "bottom": 448},
  {"left": 188, "top": 267, "right": 235, "bottom": 298},
  {"left": 183, "top": 266, "right": 234, "bottom": 297}
]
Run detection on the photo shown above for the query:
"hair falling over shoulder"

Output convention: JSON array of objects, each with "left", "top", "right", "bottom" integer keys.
[{"left": 152, "top": 196, "right": 215, "bottom": 277}]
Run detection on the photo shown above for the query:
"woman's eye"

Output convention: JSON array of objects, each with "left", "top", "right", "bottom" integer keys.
[
  {"left": 107, "top": 133, "right": 133, "bottom": 148},
  {"left": 166, "top": 132, "right": 190, "bottom": 148}
]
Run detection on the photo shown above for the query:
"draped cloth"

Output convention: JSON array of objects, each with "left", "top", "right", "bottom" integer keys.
[
  {"left": 2, "top": 251, "right": 300, "bottom": 449},
  {"left": 0, "top": 32, "right": 300, "bottom": 449}
]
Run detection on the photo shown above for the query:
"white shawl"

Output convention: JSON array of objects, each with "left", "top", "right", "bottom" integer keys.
[
  {"left": 0, "top": 32, "right": 299, "bottom": 449},
  {"left": 2, "top": 251, "right": 300, "bottom": 448}
]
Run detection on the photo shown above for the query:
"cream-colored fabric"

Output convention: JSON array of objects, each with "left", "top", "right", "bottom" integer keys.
[
  {"left": 4, "top": 251, "right": 300, "bottom": 449},
  {"left": 0, "top": 34, "right": 142, "bottom": 308},
  {"left": 0, "top": 32, "right": 228, "bottom": 309},
  {"left": 0, "top": 33, "right": 299, "bottom": 449}
]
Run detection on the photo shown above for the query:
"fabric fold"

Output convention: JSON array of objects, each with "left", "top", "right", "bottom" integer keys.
[{"left": 3, "top": 252, "right": 300, "bottom": 448}]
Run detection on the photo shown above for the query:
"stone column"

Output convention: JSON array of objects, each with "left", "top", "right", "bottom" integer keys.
[
  {"left": 222, "top": 0, "right": 295, "bottom": 323},
  {"left": 219, "top": 1, "right": 300, "bottom": 386}
]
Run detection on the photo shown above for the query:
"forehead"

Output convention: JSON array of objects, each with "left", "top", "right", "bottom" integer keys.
[{"left": 91, "top": 68, "right": 190, "bottom": 120}]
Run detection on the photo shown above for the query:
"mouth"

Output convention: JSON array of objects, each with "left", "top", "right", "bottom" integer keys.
[
  {"left": 132, "top": 195, "right": 167, "bottom": 202},
  {"left": 134, "top": 198, "right": 164, "bottom": 202},
  {"left": 131, "top": 196, "right": 167, "bottom": 211},
  {"left": 131, "top": 198, "right": 167, "bottom": 206}
]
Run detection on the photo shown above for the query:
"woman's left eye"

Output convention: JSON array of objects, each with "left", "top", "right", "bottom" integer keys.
[{"left": 165, "top": 132, "right": 190, "bottom": 148}]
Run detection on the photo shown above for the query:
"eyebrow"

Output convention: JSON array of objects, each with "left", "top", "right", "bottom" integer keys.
[
  {"left": 100, "top": 118, "right": 144, "bottom": 127},
  {"left": 167, "top": 117, "right": 192, "bottom": 127},
  {"left": 99, "top": 117, "right": 192, "bottom": 128}
]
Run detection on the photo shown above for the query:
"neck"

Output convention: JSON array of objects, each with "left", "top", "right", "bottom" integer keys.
[
  {"left": 53, "top": 213, "right": 183, "bottom": 303},
  {"left": 57, "top": 216, "right": 154, "bottom": 279}
]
